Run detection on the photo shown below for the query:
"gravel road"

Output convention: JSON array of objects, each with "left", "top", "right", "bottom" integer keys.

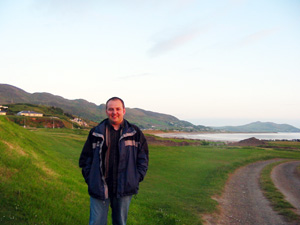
[
  {"left": 271, "top": 161, "right": 300, "bottom": 215},
  {"left": 204, "top": 159, "right": 299, "bottom": 225}
]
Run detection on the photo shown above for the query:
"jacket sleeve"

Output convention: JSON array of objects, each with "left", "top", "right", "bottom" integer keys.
[
  {"left": 79, "top": 128, "right": 94, "bottom": 183},
  {"left": 137, "top": 130, "right": 149, "bottom": 182}
]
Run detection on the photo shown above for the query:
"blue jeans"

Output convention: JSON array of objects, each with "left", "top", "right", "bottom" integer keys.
[{"left": 89, "top": 195, "right": 132, "bottom": 225}]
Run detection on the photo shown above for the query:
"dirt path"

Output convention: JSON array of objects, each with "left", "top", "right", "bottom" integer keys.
[
  {"left": 204, "top": 159, "right": 298, "bottom": 225},
  {"left": 271, "top": 161, "right": 300, "bottom": 215}
]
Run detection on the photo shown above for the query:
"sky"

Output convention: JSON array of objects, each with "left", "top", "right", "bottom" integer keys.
[{"left": 1, "top": 0, "right": 300, "bottom": 128}]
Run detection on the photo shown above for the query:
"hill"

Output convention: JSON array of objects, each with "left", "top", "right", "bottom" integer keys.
[
  {"left": 214, "top": 121, "right": 300, "bottom": 133},
  {"left": 4, "top": 103, "right": 97, "bottom": 129},
  {"left": 0, "top": 116, "right": 90, "bottom": 224},
  {"left": 0, "top": 84, "right": 212, "bottom": 131},
  {"left": 0, "top": 84, "right": 104, "bottom": 122}
]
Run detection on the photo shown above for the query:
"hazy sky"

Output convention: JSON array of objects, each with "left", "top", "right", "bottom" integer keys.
[{"left": 1, "top": 0, "right": 300, "bottom": 127}]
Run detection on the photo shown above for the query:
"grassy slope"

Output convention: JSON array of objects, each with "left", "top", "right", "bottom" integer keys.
[
  {"left": 5, "top": 103, "right": 98, "bottom": 129},
  {"left": 0, "top": 117, "right": 89, "bottom": 224},
  {"left": 1, "top": 116, "right": 300, "bottom": 224}
]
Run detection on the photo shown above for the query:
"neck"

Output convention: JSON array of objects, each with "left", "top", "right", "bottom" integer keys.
[
  {"left": 111, "top": 124, "right": 120, "bottom": 130},
  {"left": 108, "top": 119, "right": 123, "bottom": 130}
]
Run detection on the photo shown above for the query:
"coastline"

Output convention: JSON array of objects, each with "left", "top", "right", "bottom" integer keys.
[{"left": 143, "top": 130, "right": 300, "bottom": 142}]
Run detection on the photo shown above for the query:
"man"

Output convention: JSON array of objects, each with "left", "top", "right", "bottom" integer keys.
[{"left": 79, "top": 97, "right": 149, "bottom": 225}]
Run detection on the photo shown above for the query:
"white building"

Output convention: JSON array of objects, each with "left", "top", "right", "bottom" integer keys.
[
  {"left": 0, "top": 105, "right": 8, "bottom": 115},
  {"left": 71, "top": 117, "right": 88, "bottom": 127},
  {"left": 17, "top": 111, "right": 43, "bottom": 117}
]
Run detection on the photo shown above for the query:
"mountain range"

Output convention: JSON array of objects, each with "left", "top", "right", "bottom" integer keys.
[
  {"left": 1, "top": 83, "right": 299, "bottom": 132},
  {"left": 0, "top": 84, "right": 210, "bottom": 131},
  {"left": 214, "top": 121, "right": 300, "bottom": 133}
]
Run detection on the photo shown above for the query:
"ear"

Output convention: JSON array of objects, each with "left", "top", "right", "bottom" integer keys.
[{"left": 123, "top": 108, "right": 126, "bottom": 115}]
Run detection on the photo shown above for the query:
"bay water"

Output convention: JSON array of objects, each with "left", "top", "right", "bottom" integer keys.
[{"left": 156, "top": 132, "right": 300, "bottom": 142}]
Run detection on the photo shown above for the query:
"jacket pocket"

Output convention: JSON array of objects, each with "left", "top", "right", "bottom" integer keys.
[{"left": 123, "top": 167, "right": 140, "bottom": 195}]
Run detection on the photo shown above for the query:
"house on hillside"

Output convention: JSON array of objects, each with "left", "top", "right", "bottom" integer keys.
[
  {"left": 71, "top": 117, "right": 88, "bottom": 127},
  {"left": 17, "top": 111, "right": 43, "bottom": 117},
  {"left": 0, "top": 105, "right": 8, "bottom": 115}
]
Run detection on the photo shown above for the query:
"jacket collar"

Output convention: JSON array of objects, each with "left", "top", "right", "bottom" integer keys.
[{"left": 93, "top": 118, "right": 136, "bottom": 137}]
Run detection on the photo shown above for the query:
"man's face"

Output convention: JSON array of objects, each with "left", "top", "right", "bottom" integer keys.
[{"left": 106, "top": 99, "right": 126, "bottom": 126}]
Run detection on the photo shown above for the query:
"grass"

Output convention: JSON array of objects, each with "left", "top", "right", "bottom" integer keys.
[
  {"left": 137, "top": 145, "right": 300, "bottom": 224},
  {"left": 1, "top": 116, "right": 300, "bottom": 224},
  {"left": 260, "top": 160, "right": 300, "bottom": 223},
  {"left": 0, "top": 117, "right": 89, "bottom": 224},
  {"left": 266, "top": 141, "right": 300, "bottom": 149}
]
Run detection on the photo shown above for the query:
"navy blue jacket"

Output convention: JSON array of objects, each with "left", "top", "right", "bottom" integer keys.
[{"left": 79, "top": 119, "right": 149, "bottom": 200}]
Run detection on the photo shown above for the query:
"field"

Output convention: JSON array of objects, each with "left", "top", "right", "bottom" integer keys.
[{"left": 1, "top": 116, "right": 300, "bottom": 224}]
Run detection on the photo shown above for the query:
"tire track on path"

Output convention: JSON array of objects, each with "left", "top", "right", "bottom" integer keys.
[
  {"left": 271, "top": 160, "right": 300, "bottom": 215},
  {"left": 204, "top": 159, "right": 297, "bottom": 225}
]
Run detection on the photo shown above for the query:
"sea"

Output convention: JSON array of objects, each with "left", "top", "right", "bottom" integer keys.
[{"left": 156, "top": 132, "right": 300, "bottom": 142}]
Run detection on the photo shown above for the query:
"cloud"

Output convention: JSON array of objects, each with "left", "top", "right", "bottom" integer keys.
[
  {"left": 148, "top": 27, "right": 209, "bottom": 57},
  {"left": 239, "top": 27, "right": 280, "bottom": 46}
]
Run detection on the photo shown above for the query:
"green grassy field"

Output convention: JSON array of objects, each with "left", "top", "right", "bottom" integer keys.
[
  {"left": 266, "top": 141, "right": 300, "bottom": 150},
  {"left": 1, "top": 116, "right": 300, "bottom": 224}
]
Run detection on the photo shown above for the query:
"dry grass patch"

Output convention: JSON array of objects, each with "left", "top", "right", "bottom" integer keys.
[
  {"left": 35, "top": 161, "right": 59, "bottom": 178},
  {"left": 2, "top": 141, "right": 28, "bottom": 156}
]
